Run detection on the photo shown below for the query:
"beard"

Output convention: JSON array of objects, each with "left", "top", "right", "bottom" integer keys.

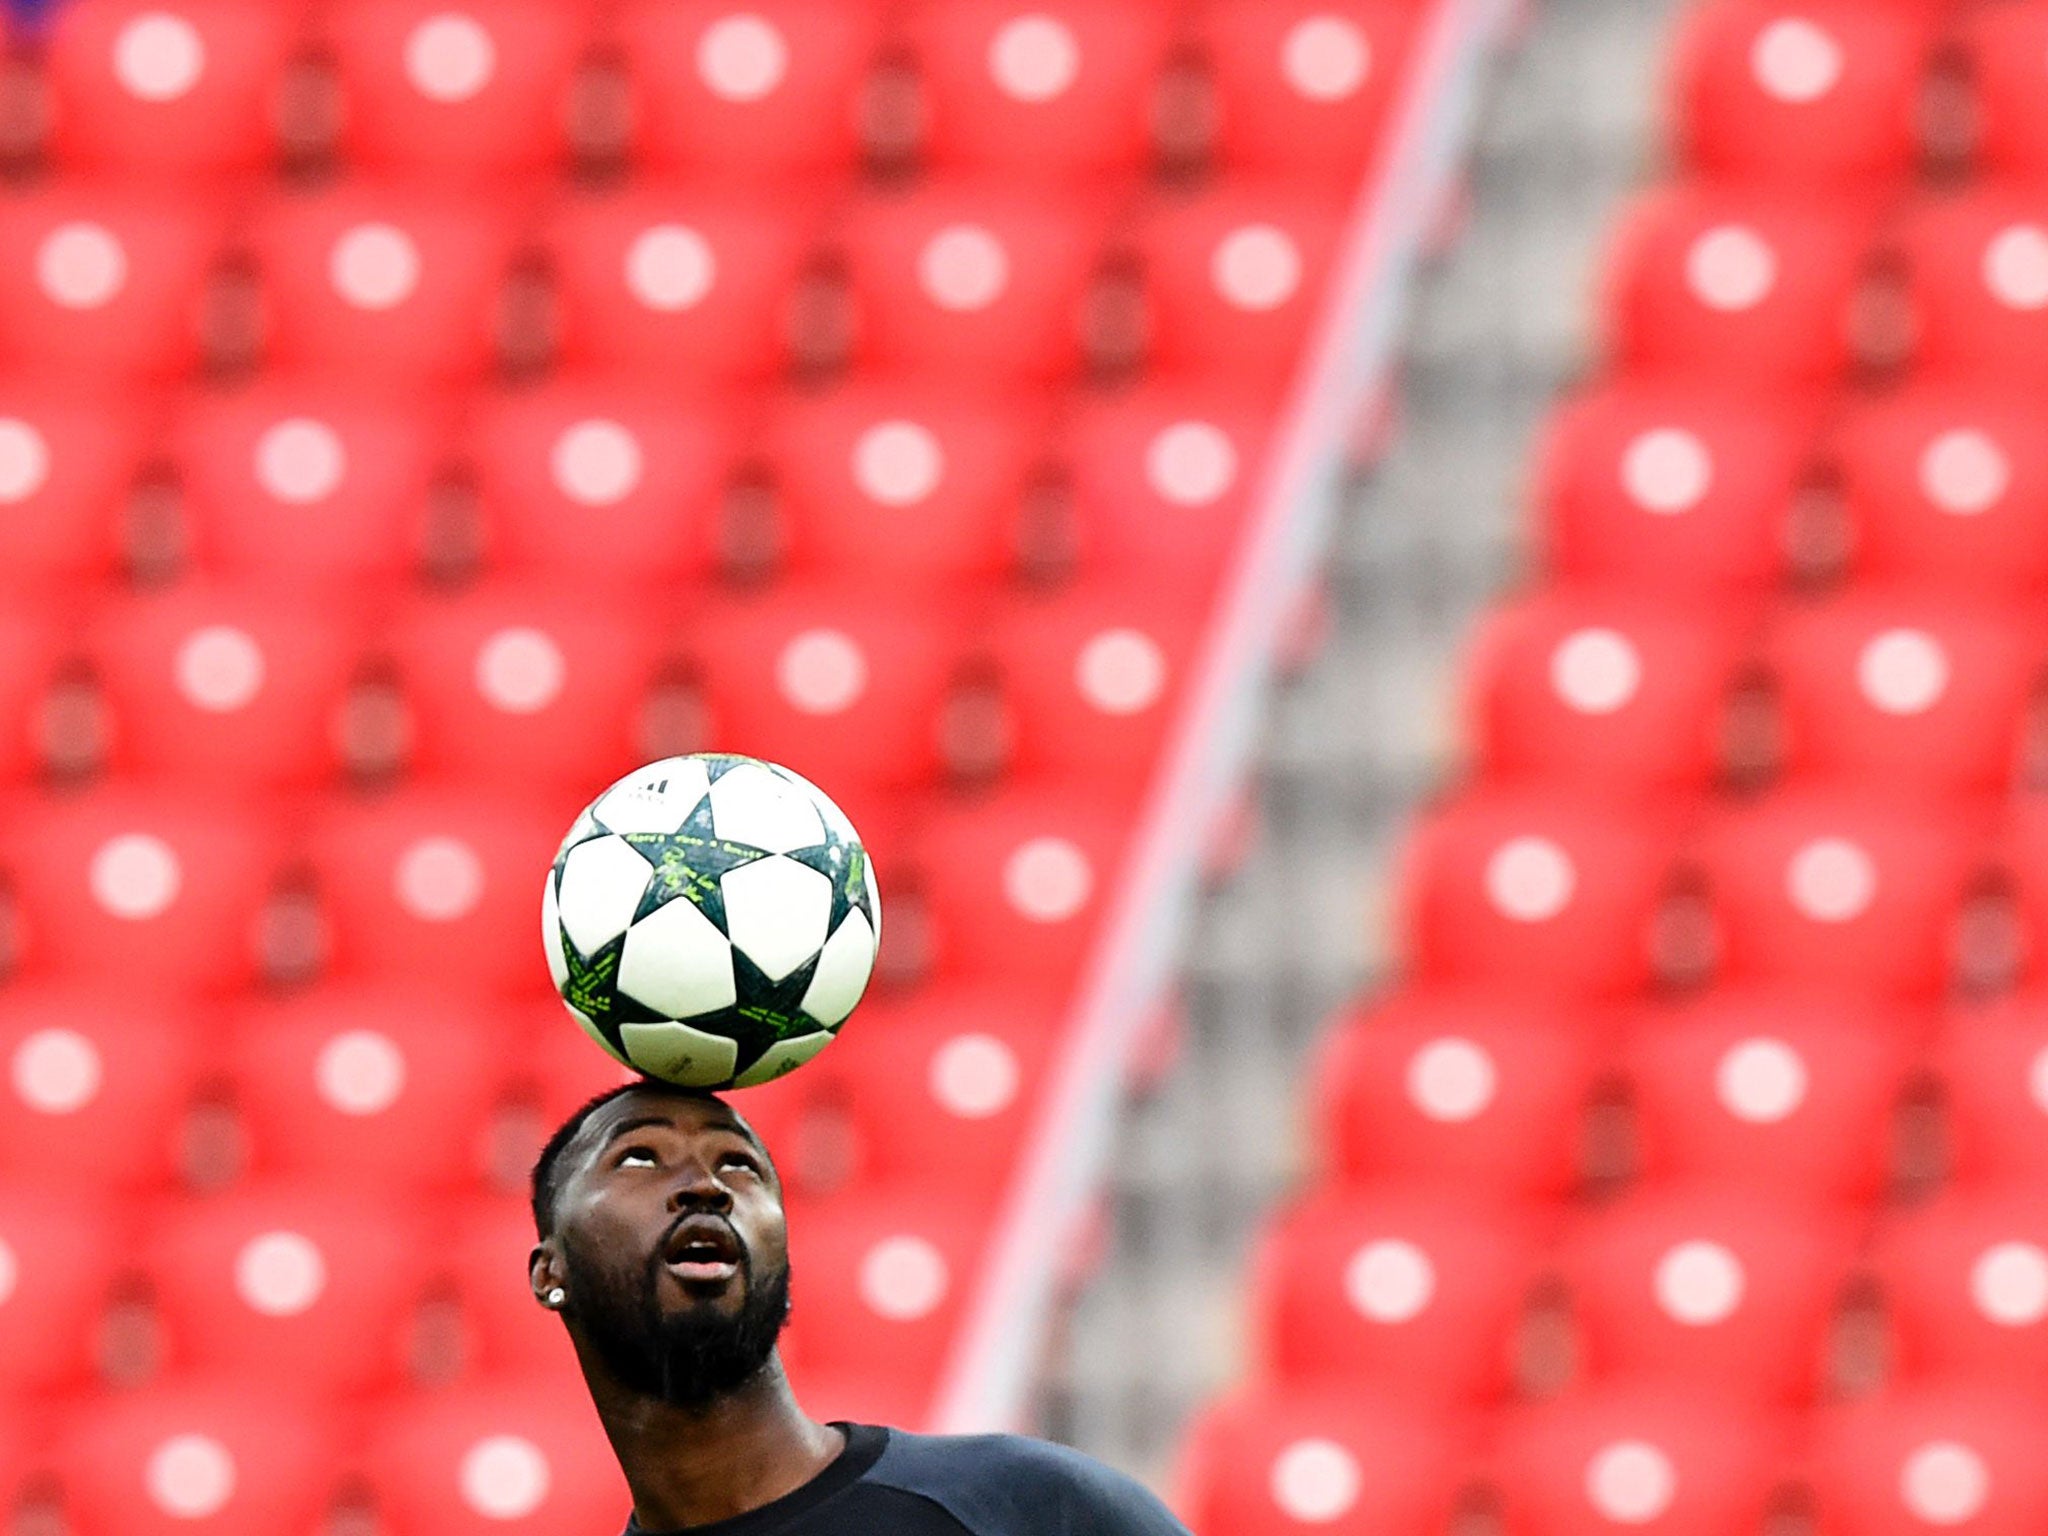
[{"left": 562, "top": 1229, "right": 792, "bottom": 1409}]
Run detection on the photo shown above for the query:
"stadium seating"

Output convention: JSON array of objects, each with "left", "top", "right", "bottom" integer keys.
[
  {"left": 1175, "top": 1386, "right": 1472, "bottom": 1535},
  {"left": 1310, "top": 988, "right": 1601, "bottom": 1200},
  {"left": 1492, "top": 1383, "right": 1791, "bottom": 1536},
  {"left": 1182, "top": 2, "right": 2048, "bottom": 1526},
  {"left": 44, "top": 0, "right": 298, "bottom": 178},
  {"left": 1197, "top": 0, "right": 1416, "bottom": 184},
  {"left": 1557, "top": 1186, "right": 1859, "bottom": 1404},
  {"left": 1531, "top": 381, "right": 1819, "bottom": 596},
  {"left": 362, "top": 1377, "right": 624, "bottom": 1536},
  {"left": 1667, "top": 0, "right": 1933, "bottom": 189},
  {"left": 0, "top": 0, "right": 1456, "bottom": 1515},
  {"left": 1243, "top": 1183, "right": 1542, "bottom": 1404},
  {"left": 228, "top": 984, "right": 508, "bottom": 1195},
  {"left": 51, "top": 1378, "right": 345, "bottom": 1536},
  {"left": 615, "top": 0, "right": 886, "bottom": 181},
  {"left": 1623, "top": 989, "right": 1919, "bottom": 1205},
  {"left": 90, "top": 581, "right": 363, "bottom": 787},
  {"left": 0, "top": 985, "right": 208, "bottom": 1193},
  {"left": 324, "top": 0, "right": 588, "bottom": 179},
  {"left": 247, "top": 183, "right": 520, "bottom": 381},
  {"left": 543, "top": 183, "right": 819, "bottom": 381},
  {"left": 1809, "top": 1383, "right": 2048, "bottom": 1536},
  {"left": 143, "top": 1181, "right": 434, "bottom": 1394}
]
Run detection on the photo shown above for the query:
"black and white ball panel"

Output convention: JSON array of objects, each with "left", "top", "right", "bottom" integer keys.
[{"left": 543, "top": 754, "right": 879, "bottom": 1088}]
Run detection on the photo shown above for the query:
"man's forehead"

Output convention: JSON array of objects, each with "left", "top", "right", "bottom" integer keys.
[{"left": 575, "top": 1086, "right": 759, "bottom": 1158}]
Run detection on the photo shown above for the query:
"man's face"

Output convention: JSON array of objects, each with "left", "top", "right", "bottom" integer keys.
[{"left": 539, "top": 1088, "right": 791, "bottom": 1407}]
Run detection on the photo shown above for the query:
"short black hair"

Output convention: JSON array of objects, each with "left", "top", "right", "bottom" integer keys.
[
  {"left": 527, "top": 1079, "right": 771, "bottom": 1239},
  {"left": 529, "top": 1080, "right": 646, "bottom": 1240}
]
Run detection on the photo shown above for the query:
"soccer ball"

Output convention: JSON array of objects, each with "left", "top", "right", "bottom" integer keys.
[{"left": 542, "top": 754, "right": 880, "bottom": 1089}]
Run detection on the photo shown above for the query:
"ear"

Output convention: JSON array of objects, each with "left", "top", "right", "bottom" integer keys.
[{"left": 530, "top": 1240, "right": 568, "bottom": 1309}]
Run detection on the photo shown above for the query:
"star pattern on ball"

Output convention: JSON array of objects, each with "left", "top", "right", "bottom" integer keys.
[
  {"left": 783, "top": 817, "right": 876, "bottom": 936},
  {"left": 619, "top": 792, "right": 770, "bottom": 931},
  {"left": 555, "top": 924, "right": 662, "bottom": 1035}
]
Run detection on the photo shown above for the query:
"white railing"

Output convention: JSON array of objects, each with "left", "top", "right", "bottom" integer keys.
[{"left": 932, "top": 0, "right": 1518, "bottom": 1434}]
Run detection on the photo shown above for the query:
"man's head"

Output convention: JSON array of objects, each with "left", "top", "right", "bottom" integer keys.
[{"left": 529, "top": 1079, "right": 792, "bottom": 1409}]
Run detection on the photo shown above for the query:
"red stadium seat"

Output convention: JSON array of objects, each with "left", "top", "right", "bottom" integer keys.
[
  {"left": 1064, "top": 381, "right": 1274, "bottom": 594},
  {"left": 230, "top": 985, "right": 508, "bottom": 1196},
  {"left": 1964, "top": 2, "right": 2048, "bottom": 179},
  {"left": 1836, "top": 381, "right": 2048, "bottom": 594},
  {"left": 4, "top": 785, "right": 280, "bottom": 993},
  {"left": 325, "top": 0, "right": 587, "bottom": 179},
  {"left": 90, "top": 582, "right": 363, "bottom": 788},
  {"left": 1198, "top": 1, "right": 1417, "bottom": 183},
  {"left": 506, "top": 998, "right": 639, "bottom": 1133},
  {"left": 824, "top": 984, "right": 1061, "bottom": 1198},
  {"left": 54, "top": 1381, "right": 344, "bottom": 1536},
  {"left": 1461, "top": 590, "right": 1748, "bottom": 796},
  {"left": 305, "top": 785, "right": 563, "bottom": 997},
  {"left": 1873, "top": 1186, "right": 2048, "bottom": 1391},
  {"left": 913, "top": 783, "right": 1132, "bottom": 986},
  {"left": 364, "top": 1378, "right": 625, "bottom": 1536},
  {"left": 1175, "top": 1386, "right": 1471, "bottom": 1536},
  {"left": 544, "top": 182, "right": 819, "bottom": 382},
  {"left": 174, "top": 378, "right": 450, "bottom": 586},
  {"left": 1394, "top": 789, "right": 1679, "bottom": 998},
  {"left": 616, "top": 0, "right": 886, "bottom": 181},
  {"left": 1532, "top": 381, "right": 1818, "bottom": 596},
  {"left": 908, "top": 0, "right": 1174, "bottom": 181},
  {"left": 2000, "top": 799, "right": 2048, "bottom": 987},
  {"left": 769, "top": 382, "right": 1048, "bottom": 588},
  {"left": 1668, "top": 0, "right": 1932, "bottom": 188},
  {"left": 1599, "top": 183, "right": 1873, "bottom": 384},
  {"left": 1245, "top": 1184, "right": 1541, "bottom": 1404},
  {"left": 682, "top": 582, "right": 959, "bottom": 793},
  {"left": 1691, "top": 791, "right": 1984, "bottom": 998},
  {"left": 1560, "top": 1186, "right": 1858, "bottom": 1405},
  {"left": 0, "top": 381, "right": 151, "bottom": 594},
  {"left": 1810, "top": 1384, "right": 2048, "bottom": 1536},
  {"left": 0, "top": 608, "right": 63, "bottom": 783},
  {"left": 987, "top": 583, "right": 1201, "bottom": 792},
  {"left": 1494, "top": 1383, "right": 1790, "bottom": 1536},
  {"left": 1764, "top": 591, "right": 2042, "bottom": 795},
  {"left": 1133, "top": 183, "right": 1344, "bottom": 390},
  {"left": 1898, "top": 186, "right": 2048, "bottom": 383},
  {"left": 840, "top": 182, "right": 1110, "bottom": 381},
  {"left": 446, "top": 1197, "right": 580, "bottom": 1383},
  {"left": 144, "top": 1182, "right": 432, "bottom": 1394},
  {"left": 391, "top": 580, "right": 663, "bottom": 794},
  {"left": 1624, "top": 989, "right": 1918, "bottom": 1206},
  {"left": 247, "top": 183, "right": 519, "bottom": 382},
  {"left": 0, "top": 1184, "right": 119, "bottom": 1397},
  {"left": 0, "top": 986, "right": 207, "bottom": 1195},
  {"left": 0, "top": 186, "right": 219, "bottom": 381},
  {"left": 778, "top": 1191, "right": 984, "bottom": 1405},
  {"left": 1933, "top": 994, "right": 2048, "bottom": 1186},
  {"left": 470, "top": 378, "right": 734, "bottom": 587},
  {"left": 44, "top": 0, "right": 298, "bottom": 177},
  {"left": 1310, "top": 988, "right": 1601, "bottom": 1201}
]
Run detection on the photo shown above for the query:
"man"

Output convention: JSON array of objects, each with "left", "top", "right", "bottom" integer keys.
[{"left": 528, "top": 1077, "right": 1194, "bottom": 1535}]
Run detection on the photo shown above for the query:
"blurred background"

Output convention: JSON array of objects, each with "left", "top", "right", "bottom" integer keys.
[{"left": 5, "top": 0, "right": 2048, "bottom": 1531}]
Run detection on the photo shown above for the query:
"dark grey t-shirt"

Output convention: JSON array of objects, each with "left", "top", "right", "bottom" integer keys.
[{"left": 624, "top": 1424, "right": 1192, "bottom": 1536}]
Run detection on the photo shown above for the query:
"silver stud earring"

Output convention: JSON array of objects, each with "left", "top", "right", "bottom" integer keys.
[{"left": 545, "top": 1287, "right": 566, "bottom": 1309}]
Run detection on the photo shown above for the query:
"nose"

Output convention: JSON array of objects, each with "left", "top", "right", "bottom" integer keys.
[{"left": 666, "top": 1153, "right": 733, "bottom": 1213}]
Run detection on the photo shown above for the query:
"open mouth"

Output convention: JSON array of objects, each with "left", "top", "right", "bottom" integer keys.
[{"left": 661, "top": 1214, "right": 745, "bottom": 1287}]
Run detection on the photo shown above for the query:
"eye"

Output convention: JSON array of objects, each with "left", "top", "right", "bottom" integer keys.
[
  {"left": 719, "top": 1150, "right": 761, "bottom": 1175},
  {"left": 616, "top": 1145, "right": 659, "bottom": 1169}
]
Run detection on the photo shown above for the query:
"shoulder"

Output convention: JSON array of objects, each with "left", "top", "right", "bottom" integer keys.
[{"left": 867, "top": 1430, "right": 1190, "bottom": 1536}]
